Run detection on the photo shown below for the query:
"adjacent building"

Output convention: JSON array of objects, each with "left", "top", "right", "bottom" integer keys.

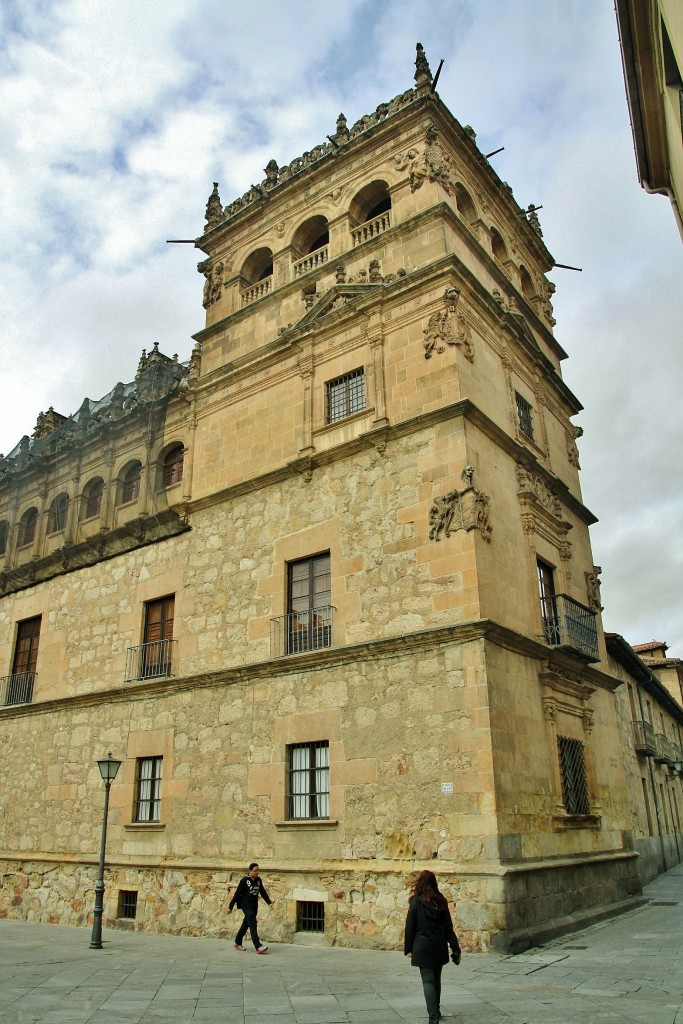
[{"left": 0, "top": 45, "right": 679, "bottom": 952}]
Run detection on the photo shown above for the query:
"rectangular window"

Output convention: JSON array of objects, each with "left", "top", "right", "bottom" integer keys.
[
  {"left": 296, "top": 900, "right": 325, "bottom": 933},
  {"left": 287, "top": 741, "right": 330, "bottom": 819},
  {"left": 134, "top": 756, "right": 163, "bottom": 822},
  {"left": 515, "top": 391, "right": 534, "bottom": 440},
  {"left": 326, "top": 368, "right": 366, "bottom": 423},
  {"left": 558, "top": 736, "right": 590, "bottom": 815},
  {"left": 141, "top": 596, "right": 174, "bottom": 678},
  {"left": 117, "top": 890, "right": 138, "bottom": 919},
  {"left": 7, "top": 615, "right": 41, "bottom": 704},
  {"left": 537, "top": 559, "right": 560, "bottom": 645},
  {"left": 287, "top": 554, "right": 332, "bottom": 653}
]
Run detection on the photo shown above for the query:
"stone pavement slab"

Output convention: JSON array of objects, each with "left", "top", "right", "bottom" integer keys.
[{"left": 2, "top": 865, "right": 683, "bottom": 1023}]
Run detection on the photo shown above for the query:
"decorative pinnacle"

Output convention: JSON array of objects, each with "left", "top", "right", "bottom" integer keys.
[
  {"left": 414, "top": 43, "right": 433, "bottom": 93},
  {"left": 204, "top": 182, "right": 223, "bottom": 230}
]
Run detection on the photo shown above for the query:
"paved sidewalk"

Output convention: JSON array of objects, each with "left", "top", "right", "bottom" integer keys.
[{"left": 2, "top": 865, "right": 683, "bottom": 1024}]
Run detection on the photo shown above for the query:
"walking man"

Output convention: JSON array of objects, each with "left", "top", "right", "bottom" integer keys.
[{"left": 229, "top": 862, "right": 274, "bottom": 953}]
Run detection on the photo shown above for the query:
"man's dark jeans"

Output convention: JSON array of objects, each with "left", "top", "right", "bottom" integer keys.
[{"left": 236, "top": 906, "right": 261, "bottom": 948}]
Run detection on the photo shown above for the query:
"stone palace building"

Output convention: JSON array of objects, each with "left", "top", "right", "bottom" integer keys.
[{"left": 1, "top": 44, "right": 681, "bottom": 952}]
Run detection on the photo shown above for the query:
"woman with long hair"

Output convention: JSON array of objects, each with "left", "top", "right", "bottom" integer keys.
[{"left": 404, "top": 870, "right": 460, "bottom": 1024}]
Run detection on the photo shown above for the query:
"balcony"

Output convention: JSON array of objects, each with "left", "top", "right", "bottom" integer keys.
[
  {"left": 270, "top": 606, "right": 335, "bottom": 658},
  {"left": 241, "top": 278, "right": 271, "bottom": 307},
  {"left": 0, "top": 672, "right": 35, "bottom": 706},
  {"left": 654, "top": 733, "right": 675, "bottom": 764},
  {"left": 541, "top": 594, "right": 599, "bottom": 661},
  {"left": 293, "top": 247, "right": 329, "bottom": 278},
  {"left": 125, "top": 639, "right": 176, "bottom": 682},
  {"left": 351, "top": 211, "right": 391, "bottom": 247},
  {"left": 632, "top": 719, "right": 657, "bottom": 756}
]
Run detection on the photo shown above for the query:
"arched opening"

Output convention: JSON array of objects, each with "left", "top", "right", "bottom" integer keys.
[
  {"left": 292, "top": 216, "right": 329, "bottom": 258},
  {"left": 491, "top": 227, "right": 508, "bottom": 262},
  {"left": 19, "top": 507, "right": 38, "bottom": 547},
  {"left": 48, "top": 492, "right": 69, "bottom": 534},
  {"left": 520, "top": 265, "right": 535, "bottom": 301},
  {"left": 82, "top": 477, "right": 104, "bottom": 519},
  {"left": 119, "top": 461, "right": 142, "bottom": 505},
  {"left": 349, "top": 180, "right": 392, "bottom": 227},
  {"left": 455, "top": 184, "right": 477, "bottom": 225},
  {"left": 241, "top": 247, "right": 274, "bottom": 285},
  {"left": 162, "top": 444, "right": 185, "bottom": 488},
  {"left": 0, "top": 520, "right": 8, "bottom": 556}
]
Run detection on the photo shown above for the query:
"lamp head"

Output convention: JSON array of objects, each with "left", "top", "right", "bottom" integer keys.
[{"left": 97, "top": 752, "right": 122, "bottom": 783}]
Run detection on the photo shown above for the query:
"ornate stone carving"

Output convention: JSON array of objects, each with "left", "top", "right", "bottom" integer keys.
[
  {"left": 394, "top": 123, "right": 455, "bottom": 196},
  {"left": 198, "top": 258, "right": 225, "bottom": 308},
  {"left": 263, "top": 160, "right": 279, "bottom": 190},
  {"left": 429, "top": 469, "right": 492, "bottom": 543},
  {"left": 585, "top": 566, "right": 603, "bottom": 612},
  {"left": 204, "top": 182, "right": 223, "bottom": 231},
  {"left": 423, "top": 287, "right": 474, "bottom": 362},
  {"left": 526, "top": 204, "right": 543, "bottom": 237},
  {"left": 414, "top": 43, "right": 432, "bottom": 93},
  {"left": 516, "top": 463, "right": 562, "bottom": 518},
  {"left": 565, "top": 424, "right": 582, "bottom": 468}
]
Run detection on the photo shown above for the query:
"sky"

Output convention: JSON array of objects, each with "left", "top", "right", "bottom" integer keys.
[{"left": 1, "top": 0, "right": 681, "bottom": 654}]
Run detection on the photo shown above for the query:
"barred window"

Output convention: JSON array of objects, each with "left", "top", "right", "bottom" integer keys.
[
  {"left": 297, "top": 900, "right": 325, "bottom": 932},
  {"left": 326, "top": 368, "right": 365, "bottom": 423},
  {"left": 558, "top": 736, "right": 590, "bottom": 815},
  {"left": 287, "top": 741, "right": 330, "bottom": 819},
  {"left": 515, "top": 391, "right": 534, "bottom": 440},
  {"left": 117, "top": 890, "right": 138, "bottom": 919},
  {"left": 134, "top": 756, "right": 163, "bottom": 822}
]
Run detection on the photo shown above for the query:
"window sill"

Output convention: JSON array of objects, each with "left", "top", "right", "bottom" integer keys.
[
  {"left": 313, "top": 407, "right": 374, "bottom": 436},
  {"left": 274, "top": 819, "right": 339, "bottom": 830},
  {"left": 124, "top": 822, "right": 166, "bottom": 832},
  {"left": 553, "top": 814, "right": 601, "bottom": 831}
]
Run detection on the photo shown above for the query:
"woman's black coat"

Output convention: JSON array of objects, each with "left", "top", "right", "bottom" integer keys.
[{"left": 404, "top": 896, "right": 460, "bottom": 968}]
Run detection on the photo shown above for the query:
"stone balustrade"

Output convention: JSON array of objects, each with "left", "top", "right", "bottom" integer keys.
[
  {"left": 241, "top": 278, "right": 272, "bottom": 307},
  {"left": 293, "top": 247, "right": 329, "bottom": 278},
  {"left": 351, "top": 211, "right": 391, "bottom": 247}
]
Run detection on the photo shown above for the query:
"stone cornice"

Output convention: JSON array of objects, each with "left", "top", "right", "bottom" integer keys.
[{"left": 0, "top": 617, "right": 616, "bottom": 722}]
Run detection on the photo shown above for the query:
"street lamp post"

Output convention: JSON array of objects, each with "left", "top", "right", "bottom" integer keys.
[{"left": 89, "top": 752, "right": 122, "bottom": 950}]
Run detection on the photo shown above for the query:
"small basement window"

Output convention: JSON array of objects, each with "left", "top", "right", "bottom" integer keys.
[
  {"left": 296, "top": 900, "right": 325, "bottom": 933},
  {"left": 117, "top": 890, "right": 138, "bottom": 919}
]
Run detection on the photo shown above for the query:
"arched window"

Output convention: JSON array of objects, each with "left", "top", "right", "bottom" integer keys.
[
  {"left": 349, "top": 180, "right": 392, "bottom": 226},
  {"left": 455, "top": 184, "right": 477, "bottom": 224},
  {"left": 162, "top": 445, "right": 184, "bottom": 487},
  {"left": 519, "top": 265, "right": 535, "bottom": 301},
  {"left": 19, "top": 507, "right": 38, "bottom": 547},
  {"left": 292, "top": 216, "right": 329, "bottom": 257},
  {"left": 120, "top": 462, "right": 142, "bottom": 504},
  {"left": 491, "top": 227, "right": 508, "bottom": 262},
  {"left": 83, "top": 477, "right": 104, "bottom": 519},
  {"left": 48, "top": 492, "right": 69, "bottom": 534},
  {"left": 241, "top": 247, "right": 274, "bottom": 285},
  {"left": 0, "top": 520, "right": 8, "bottom": 556}
]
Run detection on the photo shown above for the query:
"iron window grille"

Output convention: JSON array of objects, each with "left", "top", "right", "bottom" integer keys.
[
  {"left": 117, "top": 890, "right": 138, "bottom": 919},
  {"left": 134, "top": 756, "right": 163, "bottom": 822},
  {"left": 558, "top": 736, "right": 590, "bottom": 815},
  {"left": 326, "top": 368, "right": 366, "bottom": 423},
  {"left": 287, "top": 741, "right": 330, "bottom": 819},
  {"left": 515, "top": 391, "right": 534, "bottom": 440},
  {"left": 296, "top": 900, "right": 325, "bottom": 933}
]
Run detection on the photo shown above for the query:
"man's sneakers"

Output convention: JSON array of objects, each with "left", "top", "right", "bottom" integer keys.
[
  {"left": 256, "top": 945, "right": 268, "bottom": 954},
  {"left": 232, "top": 943, "right": 246, "bottom": 951}
]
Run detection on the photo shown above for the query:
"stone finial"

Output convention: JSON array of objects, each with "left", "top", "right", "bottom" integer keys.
[
  {"left": 204, "top": 182, "right": 223, "bottom": 230},
  {"left": 463, "top": 125, "right": 477, "bottom": 143},
  {"left": 414, "top": 43, "right": 433, "bottom": 94},
  {"left": 335, "top": 113, "right": 350, "bottom": 142},
  {"left": 335, "top": 266, "right": 346, "bottom": 285},
  {"left": 526, "top": 204, "right": 543, "bottom": 237},
  {"left": 136, "top": 348, "right": 148, "bottom": 377},
  {"left": 263, "top": 160, "right": 279, "bottom": 189}
]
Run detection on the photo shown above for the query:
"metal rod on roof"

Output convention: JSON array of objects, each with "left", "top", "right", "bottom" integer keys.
[
  {"left": 166, "top": 240, "right": 196, "bottom": 243},
  {"left": 431, "top": 59, "right": 444, "bottom": 91},
  {"left": 484, "top": 147, "right": 505, "bottom": 159},
  {"left": 553, "top": 263, "right": 583, "bottom": 272}
]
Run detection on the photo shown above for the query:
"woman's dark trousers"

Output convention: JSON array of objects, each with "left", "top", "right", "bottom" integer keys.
[
  {"left": 235, "top": 908, "right": 260, "bottom": 948},
  {"left": 419, "top": 964, "right": 442, "bottom": 1022}
]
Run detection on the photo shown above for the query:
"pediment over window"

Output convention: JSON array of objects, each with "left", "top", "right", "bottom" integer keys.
[{"left": 295, "top": 281, "right": 384, "bottom": 330}]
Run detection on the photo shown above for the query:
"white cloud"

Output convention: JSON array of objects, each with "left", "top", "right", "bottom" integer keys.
[{"left": 0, "top": 0, "right": 681, "bottom": 657}]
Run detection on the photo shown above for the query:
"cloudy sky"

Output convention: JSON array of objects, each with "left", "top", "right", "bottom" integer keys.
[{"left": 1, "top": 0, "right": 681, "bottom": 654}]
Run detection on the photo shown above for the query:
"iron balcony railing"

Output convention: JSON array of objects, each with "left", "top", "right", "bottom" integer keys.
[
  {"left": 654, "top": 733, "right": 675, "bottom": 764},
  {"left": 540, "top": 594, "right": 599, "bottom": 661},
  {"left": 270, "top": 606, "right": 335, "bottom": 658},
  {"left": 125, "top": 639, "right": 176, "bottom": 682},
  {"left": 0, "top": 672, "right": 35, "bottom": 706},
  {"left": 632, "top": 719, "right": 657, "bottom": 757}
]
